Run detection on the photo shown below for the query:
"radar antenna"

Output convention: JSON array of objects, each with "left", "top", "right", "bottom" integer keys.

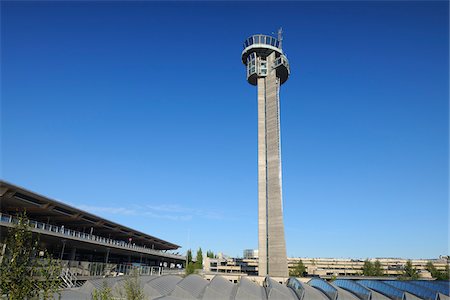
[{"left": 278, "top": 27, "right": 283, "bottom": 49}]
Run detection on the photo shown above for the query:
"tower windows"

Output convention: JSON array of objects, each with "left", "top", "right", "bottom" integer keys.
[{"left": 259, "top": 60, "right": 267, "bottom": 76}]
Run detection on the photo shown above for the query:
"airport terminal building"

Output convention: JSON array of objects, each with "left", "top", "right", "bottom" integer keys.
[{"left": 0, "top": 181, "right": 185, "bottom": 279}]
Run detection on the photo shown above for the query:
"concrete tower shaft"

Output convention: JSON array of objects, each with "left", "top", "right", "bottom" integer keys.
[{"left": 242, "top": 34, "right": 290, "bottom": 277}]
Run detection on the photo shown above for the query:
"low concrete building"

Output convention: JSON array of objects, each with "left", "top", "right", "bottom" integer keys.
[
  {"left": 288, "top": 257, "right": 449, "bottom": 278},
  {"left": 203, "top": 252, "right": 449, "bottom": 279}
]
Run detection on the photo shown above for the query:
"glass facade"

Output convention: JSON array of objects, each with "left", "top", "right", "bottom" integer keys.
[
  {"left": 309, "top": 278, "right": 338, "bottom": 300},
  {"left": 333, "top": 279, "right": 371, "bottom": 300},
  {"left": 243, "top": 34, "right": 281, "bottom": 50},
  {"left": 435, "top": 281, "right": 450, "bottom": 288},
  {"left": 383, "top": 280, "right": 438, "bottom": 300},
  {"left": 358, "top": 280, "right": 404, "bottom": 300},
  {"left": 286, "top": 278, "right": 305, "bottom": 300},
  {"left": 411, "top": 280, "right": 449, "bottom": 296}
]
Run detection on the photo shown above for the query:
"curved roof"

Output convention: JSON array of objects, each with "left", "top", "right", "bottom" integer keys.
[
  {"left": 264, "top": 277, "right": 297, "bottom": 300},
  {"left": 170, "top": 274, "right": 209, "bottom": 299},
  {"left": 58, "top": 275, "right": 450, "bottom": 300},
  {"left": 144, "top": 275, "right": 182, "bottom": 297},
  {"left": 309, "top": 278, "right": 338, "bottom": 300},
  {"left": 332, "top": 285, "right": 361, "bottom": 300},
  {"left": 412, "top": 281, "right": 449, "bottom": 296},
  {"left": 334, "top": 279, "right": 372, "bottom": 300},
  {"left": 202, "top": 275, "right": 236, "bottom": 300},
  {"left": 235, "top": 277, "right": 266, "bottom": 300},
  {"left": 358, "top": 280, "right": 406, "bottom": 300},
  {"left": 383, "top": 280, "right": 440, "bottom": 300}
]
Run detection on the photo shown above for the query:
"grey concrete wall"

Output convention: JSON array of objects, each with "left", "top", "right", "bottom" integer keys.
[{"left": 257, "top": 52, "right": 288, "bottom": 277}]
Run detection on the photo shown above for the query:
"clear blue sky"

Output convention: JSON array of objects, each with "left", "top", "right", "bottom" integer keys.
[{"left": 1, "top": 1, "right": 448, "bottom": 259}]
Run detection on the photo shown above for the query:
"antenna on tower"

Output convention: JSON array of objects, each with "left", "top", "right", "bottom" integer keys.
[{"left": 278, "top": 27, "right": 283, "bottom": 49}]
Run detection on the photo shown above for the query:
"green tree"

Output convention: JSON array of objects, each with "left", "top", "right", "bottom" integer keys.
[
  {"left": 0, "top": 212, "right": 38, "bottom": 300},
  {"left": 206, "top": 250, "right": 215, "bottom": 258},
  {"left": 373, "top": 260, "right": 384, "bottom": 276},
  {"left": 426, "top": 261, "right": 439, "bottom": 278},
  {"left": 427, "top": 261, "right": 450, "bottom": 280},
  {"left": 185, "top": 262, "right": 196, "bottom": 275},
  {"left": 443, "top": 264, "right": 450, "bottom": 280},
  {"left": 195, "top": 248, "right": 203, "bottom": 270},
  {"left": 362, "top": 259, "right": 374, "bottom": 276},
  {"left": 92, "top": 282, "right": 113, "bottom": 300},
  {"left": 0, "top": 213, "right": 63, "bottom": 300},
  {"left": 120, "top": 268, "right": 144, "bottom": 300},
  {"left": 36, "top": 250, "right": 62, "bottom": 299},
  {"left": 186, "top": 249, "right": 192, "bottom": 263},
  {"left": 401, "top": 260, "right": 419, "bottom": 280},
  {"left": 289, "top": 260, "right": 306, "bottom": 277}
]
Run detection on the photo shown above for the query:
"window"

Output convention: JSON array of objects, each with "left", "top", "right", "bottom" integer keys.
[{"left": 254, "top": 36, "right": 259, "bottom": 43}]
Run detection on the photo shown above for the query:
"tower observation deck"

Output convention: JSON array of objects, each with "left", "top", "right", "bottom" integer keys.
[{"left": 241, "top": 31, "right": 290, "bottom": 277}]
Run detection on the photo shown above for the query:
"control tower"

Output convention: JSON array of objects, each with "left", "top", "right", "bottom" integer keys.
[{"left": 241, "top": 30, "right": 290, "bottom": 277}]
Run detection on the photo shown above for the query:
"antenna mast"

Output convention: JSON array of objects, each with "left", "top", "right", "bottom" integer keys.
[{"left": 278, "top": 27, "right": 283, "bottom": 49}]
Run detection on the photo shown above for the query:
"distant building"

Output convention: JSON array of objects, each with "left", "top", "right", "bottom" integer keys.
[
  {"left": 288, "top": 257, "right": 449, "bottom": 278},
  {"left": 204, "top": 253, "right": 449, "bottom": 279},
  {"left": 243, "top": 249, "right": 259, "bottom": 259},
  {"left": 204, "top": 256, "right": 258, "bottom": 276}
]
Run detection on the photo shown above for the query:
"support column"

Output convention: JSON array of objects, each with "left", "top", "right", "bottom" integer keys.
[
  {"left": 257, "top": 52, "right": 288, "bottom": 277},
  {"left": 60, "top": 240, "right": 66, "bottom": 260},
  {"left": 257, "top": 76, "right": 268, "bottom": 277},
  {"left": 105, "top": 248, "right": 110, "bottom": 264},
  {"left": 70, "top": 247, "right": 76, "bottom": 261}
]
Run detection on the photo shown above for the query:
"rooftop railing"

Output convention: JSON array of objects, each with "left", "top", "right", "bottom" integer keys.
[
  {"left": 243, "top": 34, "right": 280, "bottom": 49},
  {"left": 0, "top": 212, "right": 184, "bottom": 260}
]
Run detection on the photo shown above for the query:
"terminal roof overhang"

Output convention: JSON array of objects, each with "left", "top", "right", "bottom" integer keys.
[{"left": 0, "top": 181, "right": 180, "bottom": 250}]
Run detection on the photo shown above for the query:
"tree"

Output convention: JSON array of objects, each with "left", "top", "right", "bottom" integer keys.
[
  {"left": 426, "top": 261, "right": 439, "bottom": 278},
  {"left": 206, "top": 250, "right": 215, "bottom": 258},
  {"left": 426, "top": 261, "right": 450, "bottom": 280},
  {"left": 0, "top": 212, "right": 40, "bottom": 300},
  {"left": 443, "top": 264, "right": 450, "bottom": 280},
  {"left": 186, "top": 249, "right": 192, "bottom": 264},
  {"left": 0, "top": 212, "right": 62, "bottom": 300},
  {"left": 120, "top": 268, "right": 145, "bottom": 300},
  {"left": 92, "top": 282, "right": 113, "bottom": 300},
  {"left": 362, "top": 259, "right": 374, "bottom": 276},
  {"left": 401, "top": 260, "right": 419, "bottom": 280},
  {"left": 185, "top": 262, "right": 195, "bottom": 275},
  {"left": 373, "top": 260, "right": 384, "bottom": 276},
  {"left": 289, "top": 260, "right": 306, "bottom": 277},
  {"left": 36, "top": 250, "right": 62, "bottom": 299},
  {"left": 195, "top": 248, "right": 203, "bottom": 270}
]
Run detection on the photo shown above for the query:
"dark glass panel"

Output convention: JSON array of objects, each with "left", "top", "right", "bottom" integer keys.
[
  {"left": 384, "top": 280, "right": 437, "bottom": 300},
  {"left": 358, "top": 280, "right": 404, "bottom": 300},
  {"left": 309, "top": 278, "right": 338, "bottom": 300},
  {"left": 333, "top": 280, "right": 371, "bottom": 300}
]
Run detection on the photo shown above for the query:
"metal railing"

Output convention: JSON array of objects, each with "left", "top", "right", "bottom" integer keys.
[
  {"left": 61, "top": 260, "right": 183, "bottom": 277},
  {"left": 61, "top": 260, "right": 166, "bottom": 278},
  {"left": 0, "top": 212, "right": 184, "bottom": 260}
]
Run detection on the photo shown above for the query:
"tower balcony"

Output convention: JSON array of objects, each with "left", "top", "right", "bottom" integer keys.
[{"left": 245, "top": 52, "right": 290, "bottom": 86}]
